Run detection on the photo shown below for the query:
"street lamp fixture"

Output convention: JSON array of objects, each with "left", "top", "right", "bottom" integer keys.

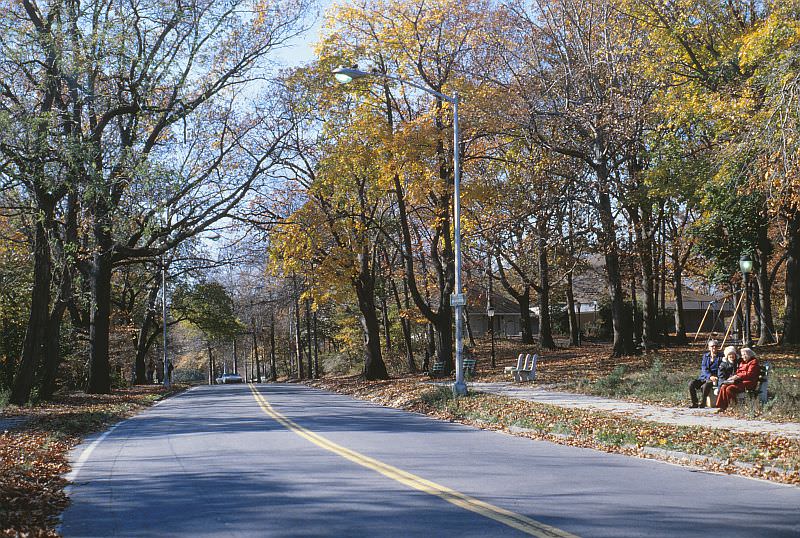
[
  {"left": 333, "top": 65, "right": 467, "bottom": 395},
  {"left": 739, "top": 254, "right": 754, "bottom": 347},
  {"left": 333, "top": 66, "right": 368, "bottom": 84}
]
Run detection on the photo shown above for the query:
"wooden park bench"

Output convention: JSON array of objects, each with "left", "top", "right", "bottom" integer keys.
[
  {"left": 504, "top": 353, "right": 538, "bottom": 382},
  {"left": 430, "top": 361, "right": 446, "bottom": 378}
]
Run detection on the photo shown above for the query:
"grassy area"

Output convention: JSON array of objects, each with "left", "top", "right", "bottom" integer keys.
[
  {"left": 557, "top": 353, "right": 800, "bottom": 421},
  {"left": 446, "top": 338, "right": 800, "bottom": 420},
  {"left": 0, "top": 385, "right": 187, "bottom": 537}
]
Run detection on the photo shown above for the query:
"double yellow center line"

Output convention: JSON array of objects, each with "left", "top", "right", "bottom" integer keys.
[{"left": 248, "top": 384, "right": 577, "bottom": 538}]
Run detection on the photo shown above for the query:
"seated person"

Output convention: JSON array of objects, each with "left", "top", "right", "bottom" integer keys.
[
  {"left": 688, "top": 339, "right": 722, "bottom": 408},
  {"left": 715, "top": 347, "right": 760, "bottom": 413},
  {"left": 717, "top": 346, "right": 738, "bottom": 388}
]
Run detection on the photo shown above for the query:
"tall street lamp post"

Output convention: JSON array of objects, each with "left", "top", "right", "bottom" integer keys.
[
  {"left": 251, "top": 286, "right": 264, "bottom": 383},
  {"left": 333, "top": 66, "right": 467, "bottom": 395},
  {"left": 487, "top": 306, "right": 495, "bottom": 368},
  {"left": 739, "top": 254, "right": 754, "bottom": 347},
  {"left": 162, "top": 251, "right": 169, "bottom": 388}
]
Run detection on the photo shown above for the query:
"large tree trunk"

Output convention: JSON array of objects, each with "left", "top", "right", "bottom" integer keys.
[
  {"left": 381, "top": 295, "right": 391, "bottom": 351},
  {"left": 537, "top": 223, "right": 555, "bottom": 349},
  {"left": 424, "top": 323, "right": 436, "bottom": 372},
  {"left": 434, "top": 308, "right": 453, "bottom": 372},
  {"left": 782, "top": 211, "right": 800, "bottom": 344},
  {"left": 355, "top": 257, "right": 388, "bottom": 380},
  {"left": 391, "top": 278, "right": 416, "bottom": 373},
  {"left": 519, "top": 290, "right": 534, "bottom": 344},
  {"left": 134, "top": 281, "right": 160, "bottom": 384},
  {"left": 313, "top": 311, "right": 319, "bottom": 379},
  {"left": 293, "top": 281, "right": 304, "bottom": 379},
  {"left": 269, "top": 314, "right": 277, "bottom": 381},
  {"left": 38, "top": 300, "right": 67, "bottom": 400},
  {"left": 631, "top": 208, "right": 657, "bottom": 349},
  {"left": 566, "top": 271, "right": 579, "bottom": 346},
  {"left": 39, "top": 189, "right": 79, "bottom": 400},
  {"left": 756, "top": 248, "right": 776, "bottom": 345},
  {"left": 598, "top": 189, "right": 635, "bottom": 357},
  {"left": 10, "top": 214, "right": 52, "bottom": 405},
  {"left": 87, "top": 203, "right": 114, "bottom": 394},
  {"left": 672, "top": 264, "right": 688, "bottom": 344},
  {"left": 207, "top": 341, "right": 215, "bottom": 384},
  {"left": 305, "top": 299, "right": 313, "bottom": 379},
  {"left": 87, "top": 246, "right": 113, "bottom": 393}
]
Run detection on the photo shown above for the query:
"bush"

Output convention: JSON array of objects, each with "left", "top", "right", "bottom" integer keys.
[
  {"left": 593, "top": 365, "right": 628, "bottom": 396},
  {"left": 320, "top": 351, "right": 361, "bottom": 376},
  {"left": 765, "top": 367, "right": 800, "bottom": 419},
  {"left": 420, "top": 386, "right": 455, "bottom": 406},
  {"left": 174, "top": 367, "right": 206, "bottom": 383}
]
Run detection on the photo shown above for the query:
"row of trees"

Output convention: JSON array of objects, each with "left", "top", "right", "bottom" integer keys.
[
  {"left": 3, "top": 0, "right": 800, "bottom": 398},
  {"left": 267, "top": 0, "right": 800, "bottom": 379},
  {"left": 0, "top": 0, "right": 311, "bottom": 402}
]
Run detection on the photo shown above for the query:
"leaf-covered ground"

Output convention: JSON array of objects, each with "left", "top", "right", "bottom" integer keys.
[
  {"left": 0, "top": 385, "right": 186, "bottom": 537},
  {"left": 306, "top": 370, "right": 800, "bottom": 487}
]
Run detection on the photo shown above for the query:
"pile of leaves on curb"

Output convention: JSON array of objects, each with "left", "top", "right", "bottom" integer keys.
[
  {"left": 0, "top": 385, "right": 186, "bottom": 537},
  {"left": 307, "top": 375, "right": 800, "bottom": 486}
]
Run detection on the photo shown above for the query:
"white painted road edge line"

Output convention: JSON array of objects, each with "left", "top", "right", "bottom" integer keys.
[{"left": 57, "top": 385, "right": 203, "bottom": 533}]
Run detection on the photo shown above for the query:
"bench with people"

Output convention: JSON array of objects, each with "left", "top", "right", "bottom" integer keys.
[{"left": 688, "top": 339, "right": 769, "bottom": 412}]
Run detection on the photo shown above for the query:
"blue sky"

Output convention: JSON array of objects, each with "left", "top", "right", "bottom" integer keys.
[{"left": 273, "top": 1, "right": 333, "bottom": 68}]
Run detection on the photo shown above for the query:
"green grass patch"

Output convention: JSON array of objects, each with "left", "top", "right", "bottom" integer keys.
[{"left": 563, "top": 359, "right": 800, "bottom": 418}]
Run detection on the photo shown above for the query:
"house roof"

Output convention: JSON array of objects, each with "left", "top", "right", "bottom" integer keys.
[
  {"left": 467, "top": 287, "right": 522, "bottom": 315},
  {"left": 569, "top": 254, "right": 732, "bottom": 311}
]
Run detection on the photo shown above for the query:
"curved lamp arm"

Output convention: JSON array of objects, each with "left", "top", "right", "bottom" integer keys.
[{"left": 332, "top": 66, "right": 456, "bottom": 104}]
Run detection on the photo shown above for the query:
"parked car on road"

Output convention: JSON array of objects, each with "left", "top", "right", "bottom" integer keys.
[{"left": 215, "top": 373, "right": 244, "bottom": 384}]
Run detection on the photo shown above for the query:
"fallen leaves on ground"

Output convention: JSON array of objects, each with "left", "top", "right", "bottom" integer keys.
[{"left": 0, "top": 385, "right": 186, "bottom": 537}]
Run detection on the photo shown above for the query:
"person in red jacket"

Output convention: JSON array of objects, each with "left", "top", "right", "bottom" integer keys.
[{"left": 715, "top": 347, "right": 760, "bottom": 412}]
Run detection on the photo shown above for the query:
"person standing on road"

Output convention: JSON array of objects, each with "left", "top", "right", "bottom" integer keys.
[
  {"left": 688, "top": 339, "right": 723, "bottom": 408},
  {"left": 715, "top": 347, "right": 760, "bottom": 413}
]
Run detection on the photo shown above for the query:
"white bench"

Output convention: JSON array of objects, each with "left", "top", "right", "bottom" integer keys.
[
  {"left": 504, "top": 353, "right": 525, "bottom": 376},
  {"left": 505, "top": 353, "right": 538, "bottom": 382}
]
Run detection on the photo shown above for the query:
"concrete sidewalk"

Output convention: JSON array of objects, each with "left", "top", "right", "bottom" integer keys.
[{"left": 469, "top": 382, "right": 800, "bottom": 440}]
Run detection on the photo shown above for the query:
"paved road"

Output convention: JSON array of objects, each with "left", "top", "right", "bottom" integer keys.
[{"left": 61, "top": 384, "right": 800, "bottom": 537}]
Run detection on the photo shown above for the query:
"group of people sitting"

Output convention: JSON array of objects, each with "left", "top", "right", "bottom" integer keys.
[{"left": 688, "top": 339, "right": 760, "bottom": 413}]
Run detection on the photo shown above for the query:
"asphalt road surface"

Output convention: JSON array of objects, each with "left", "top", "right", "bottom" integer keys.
[{"left": 60, "top": 384, "right": 800, "bottom": 537}]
